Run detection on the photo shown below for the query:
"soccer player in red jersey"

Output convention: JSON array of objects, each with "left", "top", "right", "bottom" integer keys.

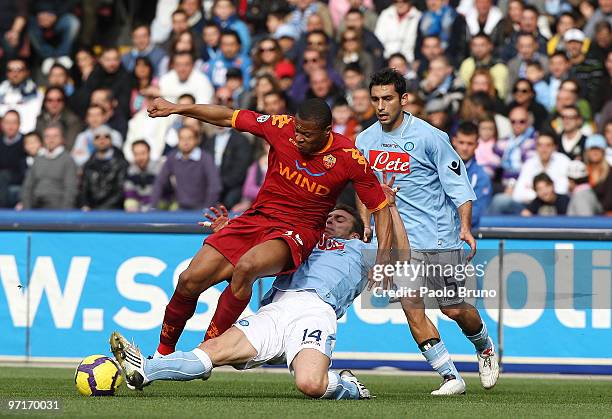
[{"left": 147, "top": 96, "right": 392, "bottom": 356}]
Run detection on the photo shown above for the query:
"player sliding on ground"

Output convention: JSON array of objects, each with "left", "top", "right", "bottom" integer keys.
[
  {"left": 357, "top": 68, "right": 500, "bottom": 395},
  {"left": 146, "top": 97, "right": 392, "bottom": 357},
  {"left": 110, "top": 177, "right": 406, "bottom": 400}
]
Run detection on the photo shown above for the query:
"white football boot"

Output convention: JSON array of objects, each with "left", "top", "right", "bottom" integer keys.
[
  {"left": 109, "top": 331, "right": 149, "bottom": 390},
  {"left": 431, "top": 376, "right": 466, "bottom": 395},
  {"left": 477, "top": 337, "right": 500, "bottom": 389},
  {"left": 339, "top": 370, "right": 373, "bottom": 399}
]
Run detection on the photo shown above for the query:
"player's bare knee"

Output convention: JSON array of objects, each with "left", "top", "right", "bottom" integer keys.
[
  {"left": 440, "top": 306, "right": 463, "bottom": 322},
  {"left": 295, "top": 375, "right": 326, "bottom": 398}
]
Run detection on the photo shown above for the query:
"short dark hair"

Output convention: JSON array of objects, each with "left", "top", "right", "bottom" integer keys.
[
  {"left": 559, "top": 104, "right": 581, "bottom": 117},
  {"left": 346, "top": 7, "right": 363, "bottom": 16},
  {"left": 533, "top": 172, "right": 553, "bottom": 189},
  {"left": 472, "top": 33, "right": 492, "bottom": 44},
  {"left": 221, "top": 29, "right": 241, "bottom": 45},
  {"left": 343, "top": 62, "right": 363, "bottom": 75},
  {"left": 537, "top": 132, "right": 557, "bottom": 144},
  {"left": 332, "top": 204, "right": 365, "bottom": 239},
  {"left": 523, "top": 4, "right": 539, "bottom": 15},
  {"left": 3, "top": 109, "right": 20, "bottom": 121},
  {"left": 132, "top": 139, "right": 151, "bottom": 151},
  {"left": 178, "top": 93, "right": 196, "bottom": 103},
  {"left": 550, "top": 51, "right": 569, "bottom": 61},
  {"left": 457, "top": 121, "right": 479, "bottom": 137},
  {"left": 517, "top": 32, "right": 537, "bottom": 43},
  {"left": 132, "top": 24, "right": 150, "bottom": 34},
  {"left": 387, "top": 52, "right": 408, "bottom": 65},
  {"left": 296, "top": 98, "right": 332, "bottom": 128},
  {"left": 369, "top": 68, "right": 407, "bottom": 97}
]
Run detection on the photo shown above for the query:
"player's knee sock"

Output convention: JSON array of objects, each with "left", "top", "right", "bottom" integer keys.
[
  {"left": 464, "top": 322, "right": 492, "bottom": 353},
  {"left": 157, "top": 290, "right": 199, "bottom": 355},
  {"left": 144, "top": 348, "right": 213, "bottom": 382},
  {"left": 205, "top": 285, "right": 250, "bottom": 340},
  {"left": 320, "top": 371, "right": 359, "bottom": 400},
  {"left": 420, "top": 339, "right": 462, "bottom": 381}
]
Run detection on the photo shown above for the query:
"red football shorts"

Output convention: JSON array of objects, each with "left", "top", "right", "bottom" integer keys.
[{"left": 204, "top": 210, "right": 321, "bottom": 273}]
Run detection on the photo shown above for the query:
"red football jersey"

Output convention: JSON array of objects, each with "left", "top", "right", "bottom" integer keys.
[{"left": 232, "top": 110, "right": 387, "bottom": 230}]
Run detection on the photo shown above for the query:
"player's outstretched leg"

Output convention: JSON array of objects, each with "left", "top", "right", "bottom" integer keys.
[
  {"left": 440, "top": 303, "right": 499, "bottom": 389},
  {"left": 401, "top": 297, "right": 466, "bottom": 395},
  {"left": 205, "top": 239, "right": 292, "bottom": 339},
  {"left": 157, "top": 244, "right": 234, "bottom": 356}
]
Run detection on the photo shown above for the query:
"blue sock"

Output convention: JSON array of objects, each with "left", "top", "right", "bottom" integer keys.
[
  {"left": 320, "top": 371, "right": 359, "bottom": 400},
  {"left": 421, "top": 341, "right": 462, "bottom": 380},
  {"left": 465, "top": 322, "right": 492, "bottom": 353},
  {"left": 144, "top": 348, "right": 212, "bottom": 382}
]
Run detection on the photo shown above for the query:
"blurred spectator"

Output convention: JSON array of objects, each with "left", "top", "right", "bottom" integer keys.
[
  {"left": 525, "top": 61, "right": 549, "bottom": 110},
  {"left": 232, "top": 139, "right": 269, "bottom": 213},
  {"left": 351, "top": 87, "right": 377, "bottom": 129},
  {"left": 263, "top": 91, "right": 289, "bottom": 115},
  {"left": 451, "top": 121, "right": 492, "bottom": 228},
  {"left": 201, "top": 21, "right": 221, "bottom": 63},
  {"left": 79, "top": 125, "right": 129, "bottom": 210},
  {"left": 0, "top": 110, "right": 25, "bottom": 208},
  {"left": 252, "top": 37, "right": 294, "bottom": 80},
  {"left": 546, "top": 83, "right": 594, "bottom": 137},
  {"left": 0, "top": 58, "right": 42, "bottom": 134},
  {"left": 416, "top": 0, "right": 468, "bottom": 66},
  {"left": 583, "top": 0, "right": 612, "bottom": 39},
  {"left": 332, "top": 98, "right": 359, "bottom": 141},
  {"left": 387, "top": 53, "right": 417, "bottom": 87},
  {"left": 545, "top": 52, "right": 571, "bottom": 111},
  {"left": 404, "top": 90, "right": 425, "bottom": 119},
  {"left": 341, "top": 7, "right": 384, "bottom": 69},
  {"left": 179, "top": 0, "right": 205, "bottom": 35},
  {"left": 588, "top": 21, "right": 611, "bottom": 62},
  {"left": 130, "top": 57, "right": 159, "bottom": 116},
  {"left": 464, "top": 0, "right": 504, "bottom": 45},
  {"left": 287, "top": 0, "right": 334, "bottom": 37},
  {"left": 501, "top": 5, "right": 547, "bottom": 61},
  {"left": 160, "top": 51, "right": 214, "bottom": 103},
  {"left": 159, "top": 9, "right": 189, "bottom": 51},
  {"left": 292, "top": 29, "right": 337, "bottom": 68},
  {"left": 521, "top": 173, "right": 569, "bottom": 216},
  {"left": 513, "top": 133, "right": 570, "bottom": 206},
  {"left": 565, "top": 28, "right": 606, "bottom": 113},
  {"left": 335, "top": 28, "right": 375, "bottom": 80},
  {"left": 585, "top": 134, "right": 612, "bottom": 214},
  {"left": 72, "top": 106, "right": 122, "bottom": 167},
  {"left": 557, "top": 105, "right": 587, "bottom": 160},
  {"left": 206, "top": 29, "right": 251, "bottom": 89},
  {"left": 546, "top": 12, "right": 585, "bottom": 57},
  {"left": 245, "top": 74, "right": 280, "bottom": 113},
  {"left": 73, "top": 47, "right": 96, "bottom": 88},
  {"left": 418, "top": 56, "right": 465, "bottom": 117},
  {"left": 507, "top": 33, "right": 549, "bottom": 97},
  {"left": 342, "top": 63, "right": 366, "bottom": 94},
  {"left": 604, "top": 120, "right": 612, "bottom": 165},
  {"left": 273, "top": 23, "right": 300, "bottom": 56},
  {"left": 566, "top": 160, "right": 602, "bottom": 216},
  {"left": 20, "top": 124, "right": 78, "bottom": 209},
  {"left": 203, "top": 125, "right": 252, "bottom": 209},
  {"left": 35, "top": 86, "right": 81, "bottom": 150},
  {"left": 28, "top": 0, "right": 80, "bottom": 65},
  {"left": 0, "top": 0, "right": 28, "bottom": 74},
  {"left": 90, "top": 88, "right": 128, "bottom": 140},
  {"left": 508, "top": 78, "right": 548, "bottom": 131},
  {"left": 46, "top": 63, "right": 74, "bottom": 96},
  {"left": 425, "top": 100, "right": 452, "bottom": 132},
  {"left": 306, "top": 67, "right": 345, "bottom": 108},
  {"left": 493, "top": 0, "right": 522, "bottom": 53},
  {"left": 375, "top": 0, "right": 421, "bottom": 63},
  {"left": 416, "top": 35, "right": 443, "bottom": 79},
  {"left": 24, "top": 131, "right": 43, "bottom": 167},
  {"left": 459, "top": 34, "right": 509, "bottom": 100},
  {"left": 291, "top": 48, "right": 343, "bottom": 103},
  {"left": 331, "top": 0, "right": 377, "bottom": 32},
  {"left": 212, "top": 0, "right": 252, "bottom": 54},
  {"left": 475, "top": 115, "right": 501, "bottom": 180},
  {"left": 124, "top": 140, "right": 160, "bottom": 212},
  {"left": 151, "top": 126, "right": 221, "bottom": 210},
  {"left": 158, "top": 30, "right": 205, "bottom": 76},
  {"left": 121, "top": 24, "right": 166, "bottom": 76},
  {"left": 466, "top": 69, "right": 506, "bottom": 114}
]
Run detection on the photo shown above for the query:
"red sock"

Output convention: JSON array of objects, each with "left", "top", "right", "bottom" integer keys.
[
  {"left": 157, "top": 290, "right": 199, "bottom": 355},
  {"left": 205, "top": 286, "right": 251, "bottom": 340}
]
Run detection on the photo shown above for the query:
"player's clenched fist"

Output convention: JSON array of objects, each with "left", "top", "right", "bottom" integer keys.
[{"left": 147, "top": 97, "right": 175, "bottom": 118}]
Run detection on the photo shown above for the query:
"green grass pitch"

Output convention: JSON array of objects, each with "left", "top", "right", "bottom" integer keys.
[{"left": 1, "top": 367, "right": 611, "bottom": 418}]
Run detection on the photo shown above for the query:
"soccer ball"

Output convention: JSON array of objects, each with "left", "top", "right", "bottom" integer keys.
[{"left": 75, "top": 355, "right": 123, "bottom": 396}]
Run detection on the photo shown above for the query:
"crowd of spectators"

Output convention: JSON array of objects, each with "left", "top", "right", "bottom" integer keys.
[{"left": 0, "top": 0, "right": 611, "bottom": 222}]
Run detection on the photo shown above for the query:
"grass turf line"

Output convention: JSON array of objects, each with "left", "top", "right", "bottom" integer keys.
[{"left": 0, "top": 367, "right": 611, "bottom": 418}]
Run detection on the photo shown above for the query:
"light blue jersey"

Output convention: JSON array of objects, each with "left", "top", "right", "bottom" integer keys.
[
  {"left": 262, "top": 236, "right": 376, "bottom": 318},
  {"left": 356, "top": 112, "right": 476, "bottom": 250}
]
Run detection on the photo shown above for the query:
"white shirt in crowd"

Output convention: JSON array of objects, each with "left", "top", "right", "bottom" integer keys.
[
  {"left": 159, "top": 69, "right": 214, "bottom": 105},
  {"left": 512, "top": 151, "right": 571, "bottom": 204},
  {"left": 374, "top": 5, "right": 421, "bottom": 63}
]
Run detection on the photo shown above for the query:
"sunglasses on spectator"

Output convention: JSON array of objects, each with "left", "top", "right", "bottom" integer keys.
[
  {"left": 510, "top": 119, "right": 528, "bottom": 124},
  {"left": 561, "top": 114, "right": 579, "bottom": 120},
  {"left": 394, "top": 0, "right": 409, "bottom": 3},
  {"left": 45, "top": 97, "right": 64, "bottom": 103},
  {"left": 513, "top": 88, "right": 531, "bottom": 94},
  {"left": 259, "top": 47, "right": 275, "bottom": 52},
  {"left": 94, "top": 134, "right": 110, "bottom": 139},
  {"left": 304, "top": 57, "right": 319, "bottom": 63},
  {"left": 307, "top": 40, "right": 325, "bottom": 46}
]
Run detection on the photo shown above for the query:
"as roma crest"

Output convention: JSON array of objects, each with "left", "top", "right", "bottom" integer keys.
[{"left": 323, "top": 154, "right": 336, "bottom": 170}]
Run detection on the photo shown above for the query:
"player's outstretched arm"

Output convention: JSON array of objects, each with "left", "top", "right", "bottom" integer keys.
[
  {"left": 147, "top": 97, "right": 234, "bottom": 127},
  {"left": 381, "top": 173, "right": 410, "bottom": 262},
  {"left": 355, "top": 196, "right": 372, "bottom": 242},
  {"left": 371, "top": 204, "right": 392, "bottom": 288}
]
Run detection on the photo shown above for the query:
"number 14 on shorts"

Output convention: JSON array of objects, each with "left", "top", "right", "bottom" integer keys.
[{"left": 302, "top": 329, "right": 322, "bottom": 342}]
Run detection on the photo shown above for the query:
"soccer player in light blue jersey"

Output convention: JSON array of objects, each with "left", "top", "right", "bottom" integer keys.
[
  {"left": 356, "top": 68, "right": 499, "bottom": 395},
  {"left": 110, "top": 181, "right": 407, "bottom": 401}
]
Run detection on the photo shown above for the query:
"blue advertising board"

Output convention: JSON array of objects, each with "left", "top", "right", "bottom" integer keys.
[{"left": 1, "top": 230, "right": 611, "bottom": 373}]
